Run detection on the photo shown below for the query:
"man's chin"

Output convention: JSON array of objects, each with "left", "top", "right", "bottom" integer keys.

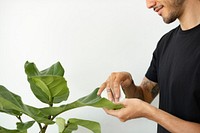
[{"left": 162, "top": 17, "right": 177, "bottom": 24}]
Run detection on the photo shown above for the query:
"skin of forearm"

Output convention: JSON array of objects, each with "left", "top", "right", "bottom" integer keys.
[
  {"left": 145, "top": 104, "right": 200, "bottom": 133},
  {"left": 122, "top": 83, "right": 158, "bottom": 103},
  {"left": 122, "top": 83, "right": 144, "bottom": 100}
]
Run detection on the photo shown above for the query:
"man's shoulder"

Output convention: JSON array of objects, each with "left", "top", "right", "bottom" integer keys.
[
  {"left": 153, "top": 25, "right": 180, "bottom": 54},
  {"left": 160, "top": 25, "right": 180, "bottom": 41},
  {"left": 156, "top": 25, "right": 179, "bottom": 48}
]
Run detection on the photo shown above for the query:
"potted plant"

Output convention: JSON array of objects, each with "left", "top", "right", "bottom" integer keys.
[{"left": 0, "top": 61, "right": 123, "bottom": 133}]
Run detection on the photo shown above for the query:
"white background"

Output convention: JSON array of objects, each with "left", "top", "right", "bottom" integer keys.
[{"left": 0, "top": 0, "right": 178, "bottom": 132}]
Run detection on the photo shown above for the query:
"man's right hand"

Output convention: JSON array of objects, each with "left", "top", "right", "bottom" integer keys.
[{"left": 97, "top": 72, "right": 134, "bottom": 102}]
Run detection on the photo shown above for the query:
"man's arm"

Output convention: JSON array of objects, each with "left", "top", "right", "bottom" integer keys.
[
  {"left": 122, "top": 77, "right": 159, "bottom": 103},
  {"left": 146, "top": 103, "right": 200, "bottom": 133},
  {"left": 97, "top": 72, "right": 159, "bottom": 103},
  {"left": 104, "top": 98, "right": 200, "bottom": 133}
]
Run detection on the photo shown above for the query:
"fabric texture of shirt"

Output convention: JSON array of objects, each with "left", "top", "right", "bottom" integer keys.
[{"left": 145, "top": 24, "right": 200, "bottom": 133}]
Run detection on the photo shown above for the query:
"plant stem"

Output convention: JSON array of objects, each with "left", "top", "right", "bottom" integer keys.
[
  {"left": 39, "top": 125, "right": 48, "bottom": 133},
  {"left": 39, "top": 104, "right": 53, "bottom": 133},
  {"left": 38, "top": 122, "right": 43, "bottom": 133},
  {"left": 16, "top": 115, "right": 23, "bottom": 123}
]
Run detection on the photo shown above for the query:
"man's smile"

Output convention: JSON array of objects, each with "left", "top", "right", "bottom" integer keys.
[{"left": 153, "top": 5, "right": 164, "bottom": 15}]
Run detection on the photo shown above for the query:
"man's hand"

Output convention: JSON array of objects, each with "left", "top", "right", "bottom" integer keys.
[
  {"left": 104, "top": 97, "right": 200, "bottom": 133},
  {"left": 97, "top": 72, "right": 133, "bottom": 102},
  {"left": 104, "top": 98, "right": 150, "bottom": 122}
]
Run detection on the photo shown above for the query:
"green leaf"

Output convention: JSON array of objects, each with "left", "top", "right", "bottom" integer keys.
[
  {"left": 16, "top": 121, "right": 35, "bottom": 131},
  {"left": 56, "top": 118, "right": 78, "bottom": 133},
  {"left": 68, "top": 118, "right": 101, "bottom": 133},
  {"left": 28, "top": 79, "right": 49, "bottom": 104},
  {"left": 76, "top": 88, "right": 124, "bottom": 109},
  {"left": 0, "top": 85, "right": 54, "bottom": 125},
  {"left": 56, "top": 118, "right": 100, "bottom": 133},
  {"left": 30, "top": 77, "right": 52, "bottom": 101},
  {"left": 63, "top": 123, "right": 78, "bottom": 133},
  {"left": 0, "top": 126, "right": 27, "bottom": 133},
  {"left": 0, "top": 85, "right": 24, "bottom": 116},
  {"left": 56, "top": 118, "right": 67, "bottom": 133},
  {"left": 24, "top": 61, "right": 64, "bottom": 76},
  {"left": 24, "top": 61, "right": 40, "bottom": 77},
  {"left": 40, "top": 62, "right": 64, "bottom": 76},
  {"left": 23, "top": 105, "right": 54, "bottom": 124},
  {"left": 40, "top": 88, "right": 124, "bottom": 116},
  {"left": 25, "top": 61, "right": 69, "bottom": 104}
]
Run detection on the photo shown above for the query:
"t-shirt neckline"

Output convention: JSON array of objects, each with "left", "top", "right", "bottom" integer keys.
[{"left": 178, "top": 23, "right": 200, "bottom": 35}]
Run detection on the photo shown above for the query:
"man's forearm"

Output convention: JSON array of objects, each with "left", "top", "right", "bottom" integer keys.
[
  {"left": 122, "top": 77, "right": 159, "bottom": 103},
  {"left": 145, "top": 105, "right": 200, "bottom": 133},
  {"left": 122, "top": 83, "right": 144, "bottom": 100}
]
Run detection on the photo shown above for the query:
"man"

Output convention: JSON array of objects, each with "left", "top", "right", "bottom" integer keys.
[{"left": 97, "top": 0, "right": 200, "bottom": 132}]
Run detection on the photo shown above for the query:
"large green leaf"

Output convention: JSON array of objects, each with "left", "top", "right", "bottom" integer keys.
[
  {"left": 39, "top": 62, "right": 64, "bottom": 76},
  {"left": 56, "top": 117, "right": 78, "bottom": 133},
  {"left": 16, "top": 121, "right": 35, "bottom": 131},
  {"left": 24, "top": 61, "right": 64, "bottom": 77},
  {"left": 68, "top": 118, "right": 101, "bottom": 133},
  {"left": 0, "top": 126, "right": 27, "bottom": 133},
  {"left": 63, "top": 123, "right": 78, "bottom": 133},
  {"left": 56, "top": 118, "right": 100, "bottom": 133},
  {"left": 40, "top": 88, "right": 124, "bottom": 116},
  {"left": 23, "top": 105, "right": 54, "bottom": 124},
  {"left": 0, "top": 85, "right": 54, "bottom": 125},
  {"left": 56, "top": 118, "right": 67, "bottom": 133},
  {"left": 0, "top": 85, "right": 24, "bottom": 116},
  {"left": 76, "top": 88, "right": 124, "bottom": 109},
  {"left": 24, "top": 62, "right": 40, "bottom": 77},
  {"left": 25, "top": 61, "right": 69, "bottom": 104}
]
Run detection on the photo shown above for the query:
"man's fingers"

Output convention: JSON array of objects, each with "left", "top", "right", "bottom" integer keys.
[
  {"left": 106, "top": 88, "right": 114, "bottom": 102},
  {"left": 97, "top": 82, "right": 106, "bottom": 95},
  {"left": 112, "top": 82, "right": 121, "bottom": 102},
  {"left": 98, "top": 72, "right": 131, "bottom": 102},
  {"left": 103, "top": 108, "right": 118, "bottom": 117},
  {"left": 97, "top": 82, "right": 115, "bottom": 102}
]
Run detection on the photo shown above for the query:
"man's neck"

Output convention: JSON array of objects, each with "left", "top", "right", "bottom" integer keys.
[{"left": 179, "top": 0, "right": 200, "bottom": 30}]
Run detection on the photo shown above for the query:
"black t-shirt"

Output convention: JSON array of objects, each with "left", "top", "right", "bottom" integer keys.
[{"left": 145, "top": 24, "right": 200, "bottom": 133}]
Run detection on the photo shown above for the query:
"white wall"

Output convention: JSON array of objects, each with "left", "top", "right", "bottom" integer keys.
[{"left": 0, "top": 0, "right": 178, "bottom": 132}]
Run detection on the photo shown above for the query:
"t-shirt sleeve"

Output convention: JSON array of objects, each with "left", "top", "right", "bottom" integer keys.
[
  {"left": 145, "top": 47, "right": 159, "bottom": 83},
  {"left": 145, "top": 30, "right": 173, "bottom": 83}
]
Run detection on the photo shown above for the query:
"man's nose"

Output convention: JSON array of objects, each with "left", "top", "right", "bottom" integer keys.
[{"left": 146, "top": 0, "right": 156, "bottom": 9}]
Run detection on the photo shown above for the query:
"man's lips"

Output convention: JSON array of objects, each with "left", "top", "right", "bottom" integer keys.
[{"left": 153, "top": 5, "right": 164, "bottom": 12}]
